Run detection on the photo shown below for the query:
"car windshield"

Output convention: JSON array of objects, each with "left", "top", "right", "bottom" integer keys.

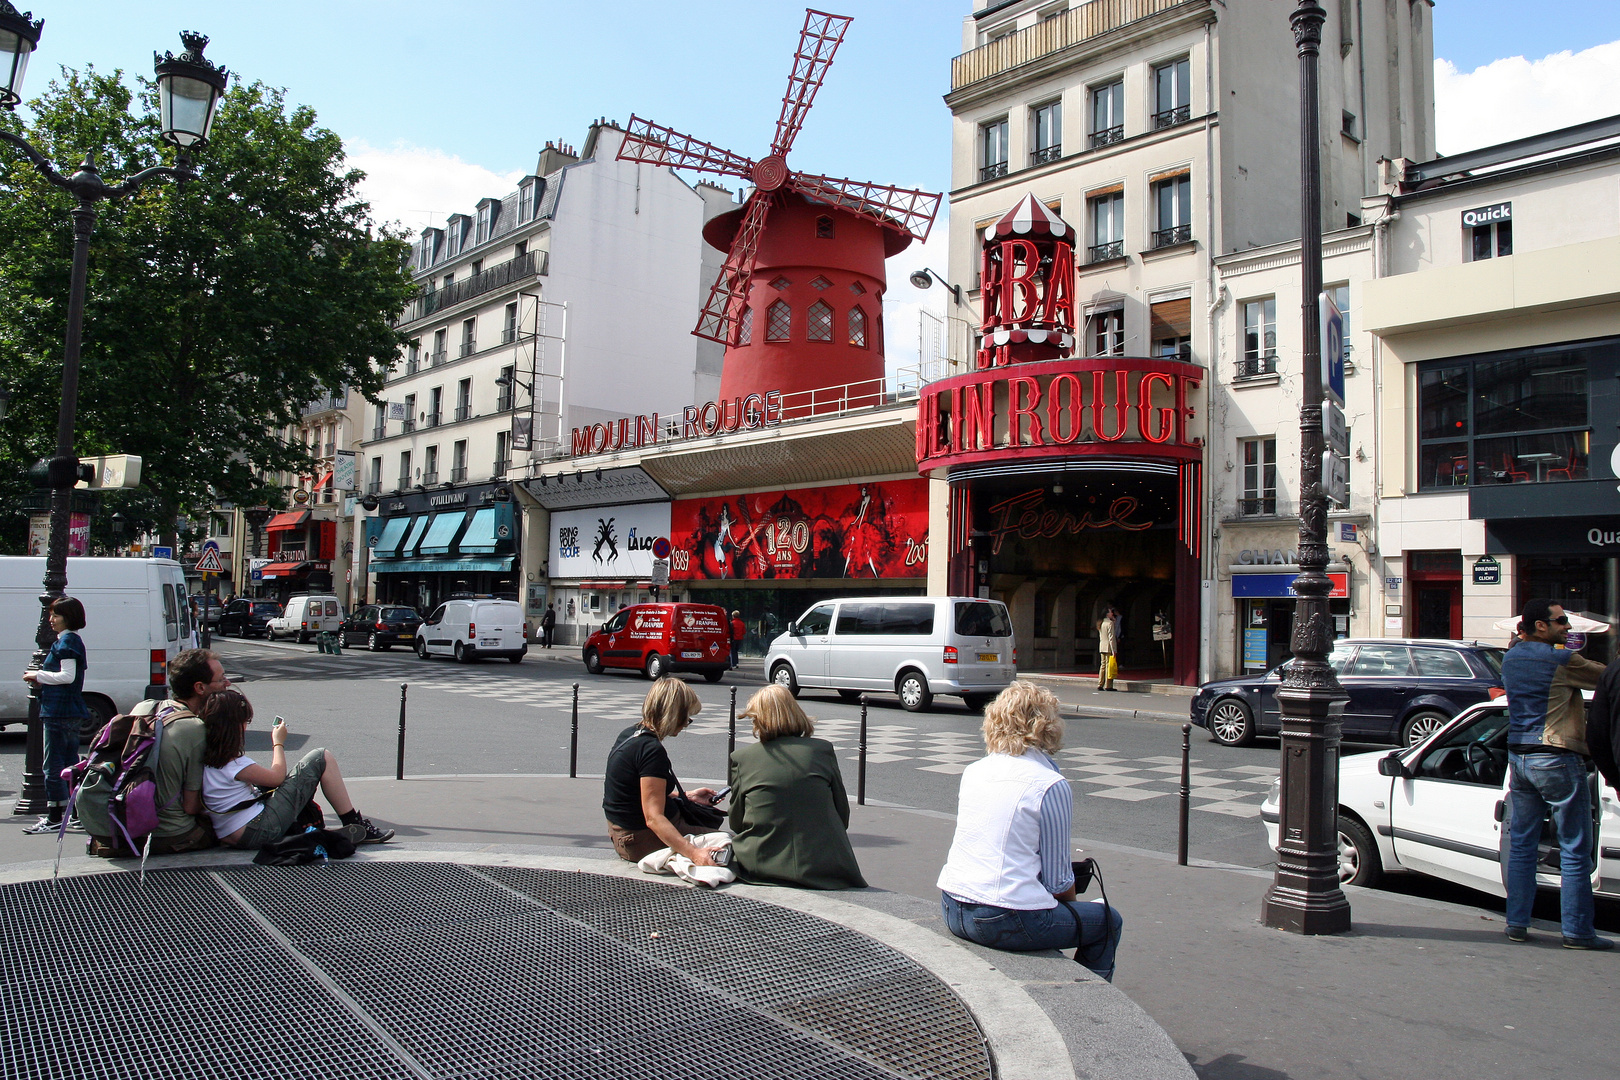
[
  {"left": 382, "top": 608, "right": 417, "bottom": 621},
  {"left": 253, "top": 603, "right": 280, "bottom": 614},
  {"left": 1473, "top": 647, "right": 1505, "bottom": 678},
  {"left": 955, "top": 601, "right": 1011, "bottom": 637}
]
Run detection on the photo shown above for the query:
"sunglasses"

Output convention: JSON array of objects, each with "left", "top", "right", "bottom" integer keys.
[{"left": 1551, "top": 615, "right": 1571, "bottom": 626}]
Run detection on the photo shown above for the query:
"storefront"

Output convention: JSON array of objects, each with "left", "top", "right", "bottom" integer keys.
[
  {"left": 365, "top": 482, "right": 520, "bottom": 613},
  {"left": 261, "top": 509, "right": 337, "bottom": 598},
  {"left": 1230, "top": 550, "right": 1353, "bottom": 672}
]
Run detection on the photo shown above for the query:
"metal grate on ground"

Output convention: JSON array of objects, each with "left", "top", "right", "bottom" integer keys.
[{"left": 1, "top": 862, "right": 994, "bottom": 1080}]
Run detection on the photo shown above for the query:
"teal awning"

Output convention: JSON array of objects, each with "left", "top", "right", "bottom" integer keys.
[
  {"left": 419, "top": 510, "right": 468, "bottom": 556},
  {"left": 370, "top": 556, "right": 514, "bottom": 574},
  {"left": 460, "top": 506, "right": 499, "bottom": 554},
  {"left": 372, "top": 516, "right": 411, "bottom": 560},
  {"left": 399, "top": 515, "right": 431, "bottom": 558}
]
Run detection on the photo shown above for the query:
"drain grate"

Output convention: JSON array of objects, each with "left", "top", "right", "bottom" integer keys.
[{"left": 0, "top": 863, "right": 994, "bottom": 1080}]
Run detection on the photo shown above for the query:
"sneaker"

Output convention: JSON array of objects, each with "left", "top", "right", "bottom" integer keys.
[
  {"left": 345, "top": 816, "right": 394, "bottom": 845},
  {"left": 1562, "top": 935, "right": 1616, "bottom": 951},
  {"left": 1506, "top": 926, "right": 1529, "bottom": 943},
  {"left": 22, "top": 815, "right": 62, "bottom": 835},
  {"left": 63, "top": 816, "right": 86, "bottom": 834}
]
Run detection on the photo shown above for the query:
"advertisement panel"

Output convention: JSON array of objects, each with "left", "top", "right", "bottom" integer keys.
[
  {"left": 551, "top": 502, "right": 671, "bottom": 580},
  {"left": 670, "top": 479, "right": 928, "bottom": 580},
  {"left": 28, "top": 513, "right": 90, "bottom": 557}
]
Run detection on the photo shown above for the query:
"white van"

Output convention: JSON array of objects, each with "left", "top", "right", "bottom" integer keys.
[
  {"left": 766, "top": 596, "right": 1016, "bottom": 712},
  {"left": 0, "top": 556, "right": 196, "bottom": 738},
  {"left": 415, "top": 598, "right": 527, "bottom": 663},
  {"left": 268, "top": 594, "right": 343, "bottom": 643}
]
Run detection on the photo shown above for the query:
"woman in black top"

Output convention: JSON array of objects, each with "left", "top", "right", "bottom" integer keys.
[{"left": 603, "top": 678, "right": 725, "bottom": 864}]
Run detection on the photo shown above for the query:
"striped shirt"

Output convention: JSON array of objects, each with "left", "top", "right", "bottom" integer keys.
[{"left": 1035, "top": 753, "right": 1075, "bottom": 894}]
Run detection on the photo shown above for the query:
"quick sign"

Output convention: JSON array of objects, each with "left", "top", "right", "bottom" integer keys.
[
  {"left": 1461, "top": 202, "right": 1511, "bottom": 229},
  {"left": 551, "top": 502, "right": 672, "bottom": 581}
]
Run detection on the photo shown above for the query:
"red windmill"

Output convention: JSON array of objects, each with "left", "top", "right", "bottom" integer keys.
[{"left": 618, "top": 8, "right": 941, "bottom": 406}]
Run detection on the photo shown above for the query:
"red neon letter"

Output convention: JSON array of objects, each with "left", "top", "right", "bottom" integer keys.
[
  {"left": 1091, "top": 370, "right": 1129, "bottom": 442},
  {"left": 999, "top": 240, "right": 1041, "bottom": 323},
  {"left": 1047, "top": 372, "right": 1083, "bottom": 444},
  {"left": 1008, "top": 376, "right": 1044, "bottom": 446},
  {"left": 963, "top": 378, "right": 995, "bottom": 451},
  {"left": 1137, "top": 372, "right": 1175, "bottom": 443}
]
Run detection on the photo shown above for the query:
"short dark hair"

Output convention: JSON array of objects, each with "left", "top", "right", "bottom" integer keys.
[
  {"left": 200, "top": 689, "right": 253, "bottom": 768},
  {"left": 1518, "top": 598, "right": 1559, "bottom": 636},
  {"left": 169, "top": 648, "right": 219, "bottom": 701},
  {"left": 51, "top": 596, "right": 86, "bottom": 631}
]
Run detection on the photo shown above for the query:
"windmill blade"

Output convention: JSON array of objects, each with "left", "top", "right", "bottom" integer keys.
[
  {"left": 771, "top": 9, "right": 853, "bottom": 158},
  {"left": 788, "top": 171, "right": 943, "bottom": 241},
  {"left": 617, "top": 115, "right": 756, "bottom": 181},
  {"left": 694, "top": 194, "right": 774, "bottom": 346}
]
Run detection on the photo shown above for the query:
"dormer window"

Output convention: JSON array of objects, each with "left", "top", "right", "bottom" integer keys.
[
  {"left": 446, "top": 215, "right": 468, "bottom": 258},
  {"left": 517, "top": 177, "right": 540, "bottom": 222},
  {"left": 418, "top": 229, "right": 439, "bottom": 271},
  {"left": 476, "top": 199, "right": 499, "bottom": 245}
]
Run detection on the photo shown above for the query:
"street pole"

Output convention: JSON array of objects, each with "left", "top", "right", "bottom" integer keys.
[{"left": 1261, "top": 0, "right": 1352, "bottom": 934}]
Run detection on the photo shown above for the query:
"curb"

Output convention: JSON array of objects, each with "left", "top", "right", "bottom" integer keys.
[{"left": 1068, "top": 704, "right": 1190, "bottom": 724}]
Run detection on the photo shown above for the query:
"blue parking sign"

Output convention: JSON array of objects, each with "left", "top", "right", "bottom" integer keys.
[{"left": 1320, "top": 292, "right": 1345, "bottom": 406}]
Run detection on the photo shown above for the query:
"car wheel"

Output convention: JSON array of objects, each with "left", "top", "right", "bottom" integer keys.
[
  {"left": 702, "top": 667, "right": 724, "bottom": 683},
  {"left": 508, "top": 653, "right": 523, "bottom": 664},
  {"left": 964, "top": 693, "right": 995, "bottom": 714},
  {"left": 297, "top": 632, "right": 310, "bottom": 644},
  {"left": 455, "top": 641, "right": 470, "bottom": 663},
  {"left": 645, "top": 652, "right": 666, "bottom": 680},
  {"left": 1208, "top": 698, "right": 1255, "bottom": 747},
  {"left": 897, "top": 670, "right": 933, "bottom": 712},
  {"left": 416, "top": 639, "right": 430, "bottom": 660},
  {"left": 771, "top": 662, "right": 800, "bottom": 699},
  {"left": 837, "top": 689, "right": 861, "bottom": 703},
  {"left": 81, "top": 695, "right": 115, "bottom": 742},
  {"left": 585, "top": 648, "right": 603, "bottom": 675},
  {"left": 1337, "top": 814, "right": 1383, "bottom": 888},
  {"left": 1401, "top": 711, "right": 1449, "bottom": 748},
  {"left": 368, "top": 632, "right": 382, "bottom": 652}
]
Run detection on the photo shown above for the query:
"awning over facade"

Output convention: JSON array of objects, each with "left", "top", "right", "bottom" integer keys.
[
  {"left": 372, "top": 516, "right": 412, "bottom": 560},
  {"left": 259, "top": 561, "right": 309, "bottom": 579},
  {"left": 265, "top": 511, "right": 310, "bottom": 532},
  {"left": 399, "top": 516, "right": 431, "bottom": 559},
  {"left": 458, "top": 505, "right": 517, "bottom": 554},
  {"left": 370, "top": 556, "right": 514, "bottom": 575},
  {"left": 418, "top": 511, "right": 468, "bottom": 556}
]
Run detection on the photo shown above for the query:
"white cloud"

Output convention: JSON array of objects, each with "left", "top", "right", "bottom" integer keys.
[
  {"left": 346, "top": 141, "right": 526, "bottom": 238},
  {"left": 882, "top": 220, "right": 955, "bottom": 382},
  {"left": 1435, "top": 41, "right": 1620, "bottom": 155}
]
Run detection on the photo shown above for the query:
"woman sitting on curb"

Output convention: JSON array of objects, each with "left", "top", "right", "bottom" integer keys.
[
  {"left": 937, "top": 681, "right": 1123, "bottom": 981},
  {"left": 199, "top": 689, "right": 393, "bottom": 849},
  {"left": 727, "top": 684, "right": 865, "bottom": 890},
  {"left": 603, "top": 678, "right": 725, "bottom": 865}
]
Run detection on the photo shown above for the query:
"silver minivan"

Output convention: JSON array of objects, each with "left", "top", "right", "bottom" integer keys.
[{"left": 765, "top": 596, "right": 1016, "bottom": 712}]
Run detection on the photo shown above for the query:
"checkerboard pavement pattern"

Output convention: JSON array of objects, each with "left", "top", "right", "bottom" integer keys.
[{"left": 1059, "top": 746, "right": 1277, "bottom": 818}]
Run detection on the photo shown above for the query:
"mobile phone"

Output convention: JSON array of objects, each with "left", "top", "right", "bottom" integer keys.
[
  {"left": 713, "top": 786, "right": 731, "bottom": 802},
  {"left": 273, "top": 716, "right": 286, "bottom": 725}
]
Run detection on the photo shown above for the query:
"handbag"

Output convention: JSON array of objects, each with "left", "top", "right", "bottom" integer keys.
[
  {"left": 1106, "top": 654, "right": 1118, "bottom": 681},
  {"left": 667, "top": 776, "right": 727, "bottom": 832},
  {"left": 1063, "top": 857, "right": 1114, "bottom": 967}
]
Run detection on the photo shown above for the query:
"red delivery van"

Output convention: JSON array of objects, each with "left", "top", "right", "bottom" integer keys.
[{"left": 582, "top": 602, "right": 730, "bottom": 682}]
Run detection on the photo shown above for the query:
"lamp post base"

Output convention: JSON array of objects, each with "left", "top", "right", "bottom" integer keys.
[
  {"left": 11, "top": 675, "right": 50, "bottom": 817},
  {"left": 1262, "top": 881, "right": 1352, "bottom": 935}
]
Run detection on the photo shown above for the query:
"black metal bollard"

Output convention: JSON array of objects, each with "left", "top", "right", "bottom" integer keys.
[
  {"left": 396, "top": 683, "right": 408, "bottom": 781},
  {"left": 728, "top": 685, "right": 737, "bottom": 759},
  {"left": 569, "top": 683, "right": 580, "bottom": 779},
  {"left": 1178, "top": 722, "right": 1191, "bottom": 866},
  {"left": 857, "top": 694, "right": 868, "bottom": 806}
]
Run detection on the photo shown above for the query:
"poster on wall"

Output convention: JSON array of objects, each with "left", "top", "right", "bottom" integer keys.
[
  {"left": 551, "top": 502, "right": 671, "bottom": 580},
  {"left": 670, "top": 479, "right": 928, "bottom": 580},
  {"left": 28, "top": 514, "right": 90, "bottom": 557}
]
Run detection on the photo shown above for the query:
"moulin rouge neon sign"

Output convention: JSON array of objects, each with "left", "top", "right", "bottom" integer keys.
[{"left": 571, "top": 390, "right": 784, "bottom": 456}]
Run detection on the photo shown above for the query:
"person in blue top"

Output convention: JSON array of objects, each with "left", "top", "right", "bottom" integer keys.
[
  {"left": 1498, "top": 598, "right": 1611, "bottom": 950},
  {"left": 20, "top": 596, "right": 91, "bottom": 835}
]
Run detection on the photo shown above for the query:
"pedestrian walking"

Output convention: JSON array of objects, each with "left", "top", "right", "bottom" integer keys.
[
  {"left": 540, "top": 603, "right": 556, "bottom": 649},
  {"left": 21, "top": 597, "right": 91, "bottom": 834},
  {"left": 1096, "top": 608, "right": 1118, "bottom": 691},
  {"left": 730, "top": 609, "right": 745, "bottom": 670},
  {"left": 1499, "top": 599, "right": 1612, "bottom": 949}
]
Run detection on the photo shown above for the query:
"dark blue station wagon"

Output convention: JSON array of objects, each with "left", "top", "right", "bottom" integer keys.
[{"left": 1190, "top": 638, "right": 1506, "bottom": 748}]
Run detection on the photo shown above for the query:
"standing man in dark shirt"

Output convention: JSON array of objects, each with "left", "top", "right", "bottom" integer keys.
[
  {"left": 540, "top": 603, "right": 556, "bottom": 649},
  {"left": 1499, "top": 599, "right": 1610, "bottom": 949}
]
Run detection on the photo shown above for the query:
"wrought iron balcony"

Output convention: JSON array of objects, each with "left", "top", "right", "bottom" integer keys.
[
  {"left": 980, "top": 161, "right": 1008, "bottom": 182},
  {"left": 301, "top": 390, "right": 348, "bottom": 417},
  {"left": 425, "top": 411, "right": 442, "bottom": 429},
  {"left": 1236, "top": 355, "right": 1278, "bottom": 379},
  {"left": 496, "top": 392, "right": 513, "bottom": 413},
  {"left": 1151, "top": 224, "right": 1192, "bottom": 248},
  {"left": 421, "top": 470, "right": 439, "bottom": 486},
  {"left": 430, "top": 350, "right": 447, "bottom": 367},
  {"left": 492, "top": 457, "right": 510, "bottom": 478},
  {"left": 396, "top": 250, "right": 546, "bottom": 325},
  {"left": 1030, "top": 144, "right": 1062, "bottom": 165},
  {"left": 501, "top": 327, "right": 518, "bottom": 344},
  {"left": 366, "top": 481, "right": 382, "bottom": 496},
  {"left": 404, "top": 358, "right": 419, "bottom": 376},
  {"left": 951, "top": 0, "right": 1205, "bottom": 91},
  {"left": 1089, "top": 125, "right": 1124, "bottom": 148},
  {"left": 450, "top": 466, "right": 468, "bottom": 483},
  {"left": 1087, "top": 240, "right": 1124, "bottom": 263},
  {"left": 459, "top": 341, "right": 476, "bottom": 358},
  {"left": 1153, "top": 104, "right": 1191, "bottom": 130},
  {"left": 454, "top": 406, "right": 471, "bottom": 422},
  {"left": 371, "top": 424, "right": 386, "bottom": 441},
  {"left": 403, "top": 417, "right": 416, "bottom": 434},
  {"left": 397, "top": 475, "right": 412, "bottom": 490},
  {"left": 1237, "top": 496, "right": 1278, "bottom": 516}
]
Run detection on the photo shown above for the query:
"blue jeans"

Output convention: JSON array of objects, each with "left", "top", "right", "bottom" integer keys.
[
  {"left": 1506, "top": 752, "right": 1596, "bottom": 939},
  {"left": 43, "top": 716, "right": 82, "bottom": 805},
  {"left": 941, "top": 892, "right": 1123, "bottom": 981}
]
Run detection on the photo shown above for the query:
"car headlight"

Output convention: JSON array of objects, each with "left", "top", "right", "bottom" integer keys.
[{"left": 1267, "top": 777, "right": 1281, "bottom": 805}]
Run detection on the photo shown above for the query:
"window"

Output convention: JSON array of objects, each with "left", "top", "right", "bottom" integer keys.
[
  {"left": 431, "top": 328, "right": 447, "bottom": 366},
  {"left": 503, "top": 302, "right": 518, "bottom": 344},
  {"left": 769, "top": 275, "right": 791, "bottom": 291},
  {"left": 470, "top": 259, "right": 482, "bottom": 277},
  {"left": 1150, "top": 297, "right": 1191, "bottom": 360},
  {"left": 1151, "top": 173, "right": 1192, "bottom": 247},
  {"left": 810, "top": 275, "right": 832, "bottom": 291},
  {"left": 1240, "top": 297, "right": 1277, "bottom": 377},
  {"left": 398, "top": 451, "right": 412, "bottom": 488},
  {"left": 766, "top": 299, "right": 791, "bottom": 341},
  {"left": 452, "top": 440, "right": 468, "bottom": 482},
  {"left": 1240, "top": 437, "right": 1277, "bottom": 515},
  {"left": 1470, "top": 219, "right": 1512, "bottom": 261},
  {"left": 797, "top": 604, "right": 834, "bottom": 636},
  {"left": 514, "top": 239, "right": 527, "bottom": 259},
  {"left": 848, "top": 306, "right": 868, "bottom": 348},
  {"left": 427, "top": 387, "right": 443, "bottom": 428},
  {"left": 1347, "top": 644, "right": 1415, "bottom": 678},
  {"left": 1411, "top": 709, "right": 1511, "bottom": 787},
  {"left": 417, "top": 232, "right": 436, "bottom": 271},
  {"left": 1087, "top": 189, "right": 1124, "bottom": 262},
  {"left": 815, "top": 215, "right": 834, "bottom": 239},
  {"left": 1090, "top": 309, "right": 1124, "bottom": 356},
  {"left": 1417, "top": 341, "right": 1600, "bottom": 490},
  {"left": 213, "top": 515, "right": 232, "bottom": 537},
  {"left": 423, "top": 445, "right": 439, "bottom": 485},
  {"left": 367, "top": 456, "right": 382, "bottom": 495},
  {"left": 955, "top": 601, "right": 1011, "bottom": 637},
  {"left": 807, "top": 300, "right": 833, "bottom": 342},
  {"left": 456, "top": 378, "right": 472, "bottom": 422},
  {"left": 475, "top": 201, "right": 495, "bottom": 244},
  {"left": 402, "top": 393, "right": 417, "bottom": 434},
  {"left": 460, "top": 318, "right": 476, "bottom": 357},
  {"left": 1031, "top": 100, "right": 1062, "bottom": 164},
  {"left": 1341, "top": 110, "right": 1358, "bottom": 139},
  {"left": 446, "top": 216, "right": 466, "bottom": 257},
  {"left": 441, "top": 273, "right": 453, "bottom": 290},
  {"left": 980, "top": 118, "right": 1009, "bottom": 181},
  {"left": 406, "top": 339, "right": 420, "bottom": 375},
  {"left": 494, "top": 431, "right": 510, "bottom": 476},
  {"left": 497, "top": 365, "right": 514, "bottom": 412},
  {"left": 738, "top": 306, "right": 753, "bottom": 345},
  {"left": 1090, "top": 79, "right": 1124, "bottom": 147},
  {"left": 518, "top": 180, "right": 535, "bottom": 222},
  {"left": 1328, "top": 283, "right": 1351, "bottom": 365},
  {"left": 848, "top": 280, "right": 865, "bottom": 295},
  {"left": 1153, "top": 57, "right": 1191, "bottom": 128},
  {"left": 1409, "top": 647, "right": 1473, "bottom": 678}
]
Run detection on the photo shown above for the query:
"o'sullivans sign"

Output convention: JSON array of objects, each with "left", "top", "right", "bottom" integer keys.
[{"left": 916, "top": 356, "right": 1204, "bottom": 471}]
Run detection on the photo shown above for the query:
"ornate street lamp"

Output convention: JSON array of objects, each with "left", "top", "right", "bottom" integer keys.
[
  {"left": 1, "top": 23, "right": 227, "bottom": 817},
  {"left": 1261, "top": 1, "right": 1352, "bottom": 934}
]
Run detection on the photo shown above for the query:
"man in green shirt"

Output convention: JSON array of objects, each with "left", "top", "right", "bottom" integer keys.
[{"left": 145, "top": 649, "right": 227, "bottom": 853}]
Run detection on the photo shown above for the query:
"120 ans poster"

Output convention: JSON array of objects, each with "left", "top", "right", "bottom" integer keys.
[{"left": 670, "top": 480, "right": 928, "bottom": 580}]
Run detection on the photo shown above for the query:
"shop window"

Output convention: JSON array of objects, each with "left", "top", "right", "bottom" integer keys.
[
  {"left": 766, "top": 299, "right": 792, "bottom": 342},
  {"left": 807, "top": 300, "right": 834, "bottom": 342},
  {"left": 1240, "top": 437, "right": 1276, "bottom": 515},
  {"left": 1416, "top": 341, "right": 1598, "bottom": 490}
]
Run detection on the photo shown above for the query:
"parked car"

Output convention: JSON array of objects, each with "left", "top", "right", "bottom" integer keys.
[
  {"left": 583, "top": 602, "right": 729, "bottom": 681},
  {"left": 269, "top": 594, "right": 343, "bottom": 643},
  {"left": 764, "top": 596, "right": 1016, "bottom": 713},
  {"left": 1190, "top": 638, "right": 1505, "bottom": 748},
  {"left": 416, "top": 598, "right": 527, "bottom": 663},
  {"left": 219, "top": 598, "right": 282, "bottom": 639},
  {"left": 1261, "top": 701, "right": 1620, "bottom": 898},
  {"left": 342, "top": 605, "right": 422, "bottom": 651},
  {"left": 0, "top": 556, "right": 196, "bottom": 739},
  {"left": 191, "top": 593, "right": 223, "bottom": 627}
]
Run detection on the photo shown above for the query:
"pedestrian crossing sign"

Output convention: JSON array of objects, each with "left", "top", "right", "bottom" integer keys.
[{"left": 194, "top": 548, "right": 224, "bottom": 573}]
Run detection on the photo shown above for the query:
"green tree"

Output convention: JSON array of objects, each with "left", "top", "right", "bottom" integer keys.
[{"left": 0, "top": 66, "right": 416, "bottom": 552}]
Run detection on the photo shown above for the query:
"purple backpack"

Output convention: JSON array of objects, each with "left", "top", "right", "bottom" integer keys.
[{"left": 68, "top": 702, "right": 183, "bottom": 856}]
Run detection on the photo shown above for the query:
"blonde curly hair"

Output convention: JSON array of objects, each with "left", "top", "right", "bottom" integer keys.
[{"left": 981, "top": 681, "right": 1064, "bottom": 756}]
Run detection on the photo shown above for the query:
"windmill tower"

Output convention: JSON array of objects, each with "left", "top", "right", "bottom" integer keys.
[{"left": 618, "top": 9, "right": 941, "bottom": 407}]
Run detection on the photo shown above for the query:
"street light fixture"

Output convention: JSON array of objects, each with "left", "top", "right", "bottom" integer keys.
[
  {"left": 0, "top": 21, "right": 228, "bottom": 816},
  {"left": 908, "top": 267, "right": 963, "bottom": 306}
]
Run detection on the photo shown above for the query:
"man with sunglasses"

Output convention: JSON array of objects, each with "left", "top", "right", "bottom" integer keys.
[{"left": 1500, "top": 599, "right": 1611, "bottom": 949}]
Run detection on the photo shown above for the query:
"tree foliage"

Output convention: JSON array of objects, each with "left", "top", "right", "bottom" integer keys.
[{"left": 0, "top": 66, "right": 416, "bottom": 552}]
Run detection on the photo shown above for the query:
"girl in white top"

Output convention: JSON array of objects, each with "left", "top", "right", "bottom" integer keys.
[{"left": 198, "top": 689, "right": 393, "bottom": 849}]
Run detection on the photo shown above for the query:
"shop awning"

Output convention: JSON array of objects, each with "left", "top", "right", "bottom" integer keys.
[
  {"left": 399, "top": 515, "right": 431, "bottom": 559},
  {"left": 265, "top": 511, "right": 310, "bottom": 532},
  {"left": 418, "top": 511, "right": 469, "bottom": 556},
  {"left": 259, "top": 561, "right": 309, "bottom": 579},
  {"left": 313, "top": 471, "right": 333, "bottom": 491},
  {"left": 371, "top": 516, "right": 412, "bottom": 560},
  {"left": 458, "top": 506, "right": 508, "bottom": 554},
  {"left": 371, "top": 556, "right": 514, "bottom": 575}
]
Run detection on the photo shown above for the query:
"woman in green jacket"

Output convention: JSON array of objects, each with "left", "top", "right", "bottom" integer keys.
[{"left": 728, "top": 684, "right": 866, "bottom": 890}]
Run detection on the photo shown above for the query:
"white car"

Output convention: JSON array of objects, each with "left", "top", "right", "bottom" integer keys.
[
  {"left": 415, "top": 598, "right": 527, "bottom": 663},
  {"left": 1262, "top": 701, "right": 1620, "bottom": 899}
]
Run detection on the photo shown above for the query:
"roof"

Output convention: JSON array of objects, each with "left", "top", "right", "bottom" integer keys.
[{"left": 991, "top": 193, "right": 1072, "bottom": 240}]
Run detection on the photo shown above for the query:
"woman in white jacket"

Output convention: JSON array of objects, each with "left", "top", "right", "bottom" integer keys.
[{"left": 936, "top": 681, "right": 1123, "bottom": 980}]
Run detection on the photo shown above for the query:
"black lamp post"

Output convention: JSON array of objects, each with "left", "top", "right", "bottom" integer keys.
[
  {"left": 2, "top": 9, "right": 228, "bottom": 816},
  {"left": 1260, "top": 0, "right": 1352, "bottom": 934}
]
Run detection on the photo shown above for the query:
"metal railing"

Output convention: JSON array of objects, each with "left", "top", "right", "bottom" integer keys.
[
  {"left": 1087, "top": 240, "right": 1124, "bottom": 263},
  {"left": 302, "top": 390, "right": 348, "bottom": 417},
  {"left": 396, "top": 250, "right": 546, "bottom": 324},
  {"left": 501, "top": 327, "right": 518, "bottom": 344},
  {"left": 430, "top": 350, "right": 447, "bottom": 367},
  {"left": 371, "top": 424, "right": 386, "bottom": 441},
  {"left": 422, "top": 470, "right": 439, "bottom": 485},
  {"left": 404, "top": 358, "right": 419, "bottom": 376},
  {"left": 403, "top": 417, "right": 417, "bottom": 434},
  {"left": 397, "top": 475, "right": 411, "bottom": 490},
  {"left": 459, "top": 341, "right": 476, "bottom": 358},
  {"left": 979, "top": 161, "right": 1008, "bottom": 182},
  {"left": 366, "top": 481, "right": 382, "bottom": 495},
  {"left": 450, "top": 466, "right": 468, "bottom": 482},
  {"left": 496, "top": 392, "right": 513, "bottom": 413},
  {"left": 1152, "top": 224, "right": 1192, "bottom": 248},
  {"left": 1031, "top": 144, "right": 1062, "bottom": 165},
  {"left": 425, "top": 411, "right": 442, "bottom": 429},
  {"left": 492, "top": 457, "right": 510, "bottom": 477},
  {"left": 951, "top": 0, "right": 1202, "bottom": 90},
  {"left": 1089, "top": 125, "right": 1124, "bottom": 148},
  {"left": 1237, "top": 496, "right": 1278, "bottom": 516},
  {"left": 454, "top": 406, "right": 471, "bottom": 422},
  {"left": 1236, "top": 355, "right": 1278, "bottom": 379},
  {"left": 1153, "top": 104, "right": 1191, "bottom": 129}
]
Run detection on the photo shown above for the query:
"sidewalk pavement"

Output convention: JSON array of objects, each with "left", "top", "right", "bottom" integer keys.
[{"left": 5, "top": 774, "right": 1613, "bottom": 1079}]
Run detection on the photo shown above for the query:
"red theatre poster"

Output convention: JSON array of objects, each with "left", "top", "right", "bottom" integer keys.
[{"left": 670, "top": 480, "right": 929, "bottom": 580}]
